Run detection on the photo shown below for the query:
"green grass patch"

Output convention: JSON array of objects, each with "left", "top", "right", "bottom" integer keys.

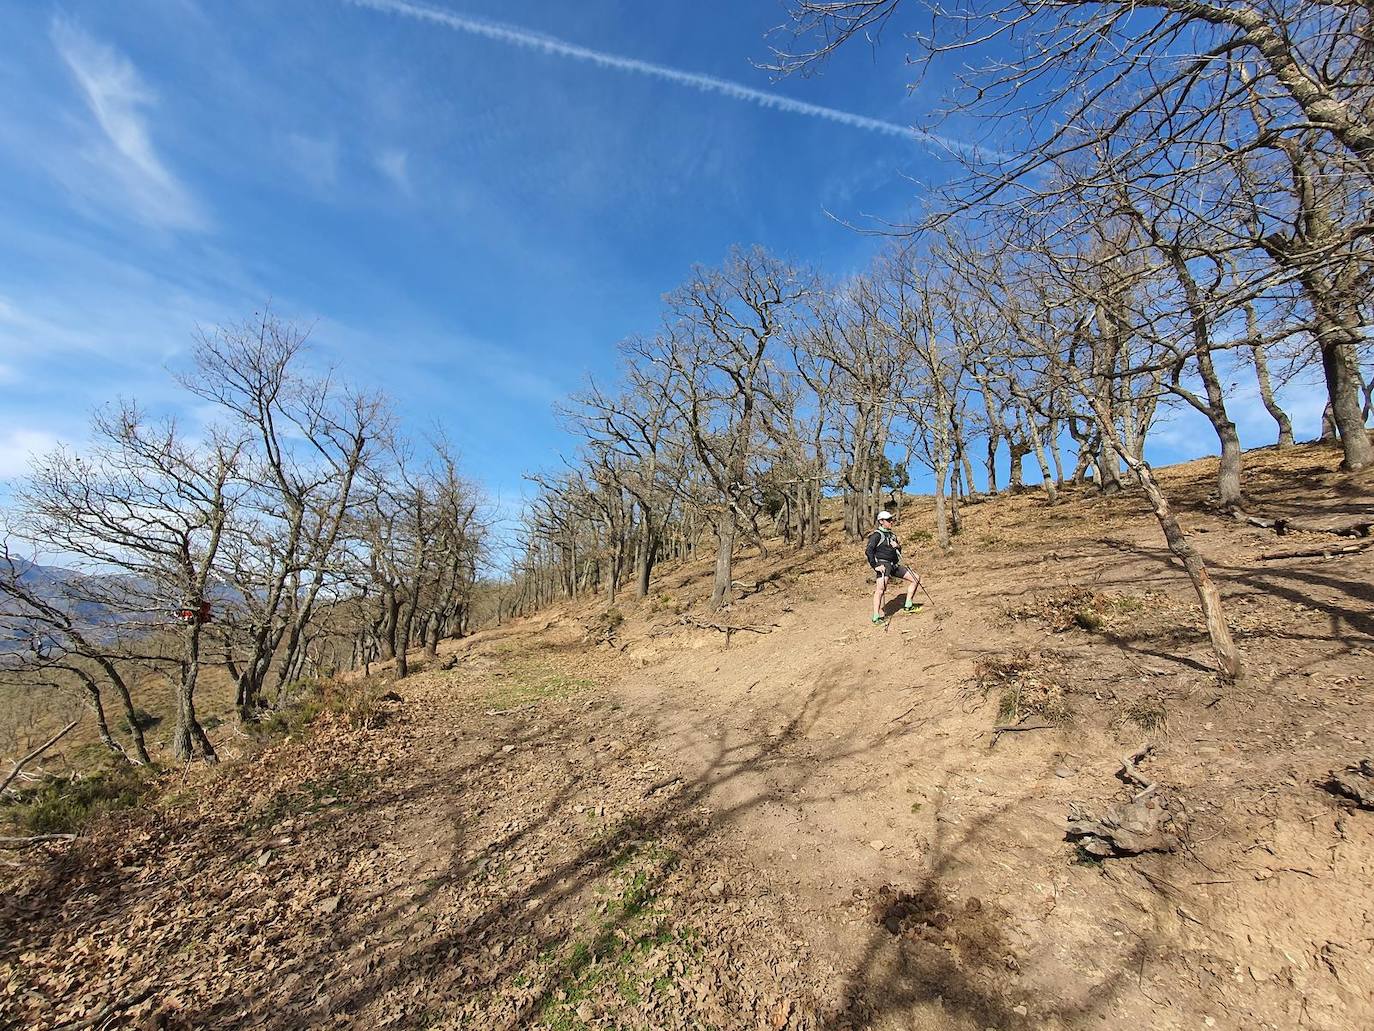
[
  {"left": 2, "top": 762, "right": 156, "bottom": 835},
  {"left": 483, "top": 661, "right": 596, "bottom": 708},
  {"left": 536, "top": 844, "right": 703, "bottom": 1026}
]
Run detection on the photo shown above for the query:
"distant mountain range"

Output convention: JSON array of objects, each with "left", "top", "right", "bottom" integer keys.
[
  {"left": 2, "top": 560, "right": 247, "bottom": 654},
  {"left": 1, "top": 560, "right": 151, "bottom": 654}
]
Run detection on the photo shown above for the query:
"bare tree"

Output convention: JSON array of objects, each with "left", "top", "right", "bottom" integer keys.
[
  {"left": 657, "top": 248, "right": 814, "bottom": 608},
  {"left": 182, "top": 313, "right": 383, "bottom": 717},
  {"left": 18, "top": 406, "right": 247, "bottom": 761}
]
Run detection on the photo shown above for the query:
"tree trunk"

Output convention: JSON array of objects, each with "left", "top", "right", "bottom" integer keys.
[
  {"left": 73, "top": 671, "right": 121, "bottom": 758},
  {"left": 424, "top": 613, "right": 440, "bottom": 659},
  {"left": 1216, "top": 418, "right": 1244, "bottom": 510},
  {"left": 1097, "top": 440, "right": 1123, "bottom": 495},
  {"left": 172, "top": 626, "right": 217, "bottom": 762},
  {"left": 1008, "top": 441, "right": 1028, "bottom": 489},
  {"left": 96, "top": 656, "right": 150, "bottom": 763},
  {"left": 1321, "top": 402, "right": 1338, "bottom": 442},
  {"left": 1018, "top": 408, "right": 1058, "bottom": 506},
  {"left": 1128, "top": 458, "right": 1245, "bottom": 682},
  {"left": 636, "top": 531, "right": 658, "bottom": 598},
  {"left": 1315, "top": 319, "right": 1374, "bottom": 470},
  {"left": 710, "top": 514, "right": 736, "bottom": 610},
  {"left": 1250, "top": 343, "right": 1294, "bottom": 448},
  {"left": 932, "top": 463, "right": 949, "bottom": 552}
]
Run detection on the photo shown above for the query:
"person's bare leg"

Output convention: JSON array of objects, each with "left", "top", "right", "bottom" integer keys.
[
  {"left": 905, "top": 572, "right": 918, "bottom": 607},
  {"left": 873, "top": 575, "right": 888, "bottom": 619}
]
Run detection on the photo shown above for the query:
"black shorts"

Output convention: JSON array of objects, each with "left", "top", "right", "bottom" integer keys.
[{"left": 875, "top": 563, "right": 913, "bottom": 581}]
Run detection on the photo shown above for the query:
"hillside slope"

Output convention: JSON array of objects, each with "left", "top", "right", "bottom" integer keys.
[{"left": 3, "top": 442, "right": 1371, "bottom": 1030}]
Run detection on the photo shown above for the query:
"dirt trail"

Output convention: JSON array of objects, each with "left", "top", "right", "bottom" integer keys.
[
  {"left": 4, "top": 444, "right": 1372, "bottom": 1030},
  {"left": 596, "top": 450, "right": 1374, "bottom": 1030}
]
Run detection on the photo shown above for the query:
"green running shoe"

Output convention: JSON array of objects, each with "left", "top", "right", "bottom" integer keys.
[
  {"left": 902, "top": 602, "right": 923, "bottom": 613},
  {"left": 872, "top": 614, "right": 886, "bottom": 625}
]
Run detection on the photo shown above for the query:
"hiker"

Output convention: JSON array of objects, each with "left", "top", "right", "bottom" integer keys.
[{"left": 866, "top": 510, "right": 920, "bottom": 624}]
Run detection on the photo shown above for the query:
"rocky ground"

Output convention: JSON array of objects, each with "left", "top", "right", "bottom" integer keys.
[{"left": 3, "top": 442, "right": 1372, "bottom": 1030}]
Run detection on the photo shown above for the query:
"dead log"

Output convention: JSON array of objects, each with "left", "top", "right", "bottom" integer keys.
[
  {"left": 1067, "top": 748, "right": 1181, "bottom": 857},
  {"left": 1241, "top": 513, "right": 1373, "bottom": 538},
  {"left": 1261, "top": 540, "right": 1372, "bottom": 561}
]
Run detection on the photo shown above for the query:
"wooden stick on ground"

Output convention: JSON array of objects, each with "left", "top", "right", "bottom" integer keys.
[
  {"left": 1261, "top": 540, "right": 1373, "bottom": 561},
  {"left": 1118, "top": 744, "right": 1158, "bottom": 802},
  {"left": 0, "top": 718, "right": 80, "bottom": 796},
  {"left": 682, "top": 616, "right": 779, "bottom": 647},
  {"left": 990, "top": 720, "right": 1057, "bottom": 745},
  {"left": 0, "top": 833, "right": 78, "bottom": 849}
]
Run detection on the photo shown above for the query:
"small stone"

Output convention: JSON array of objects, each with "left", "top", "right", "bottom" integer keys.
[
  {"left": 1013, "top": 1004, "right": 1028, "bottom": 1016},
  {"left": 869, "top": 839, "right": 886, "bottom": 852},
  {"left": 257, "top": 850, "right": 272, "bottom": 868},
  {"left": 709, "top": 879, "right": 725, "bottom": 897},
  {"left": 501, "top": 744, "right": 516, "bottom": 753},
  {"left": 318, "top": 895, "right": 342, "bottom": 914},
  {"left": 1055, "top": 766, "right": 1074, "bottom": 778}
]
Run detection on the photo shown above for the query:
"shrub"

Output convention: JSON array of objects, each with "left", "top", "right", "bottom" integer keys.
[
  {"left": 254, "top": 676, "right": 390, "bottom": 739},
  {"left": 4, "top": 764, "right": 154, "bottom": 835},
  {"left": 974, "top": 650, "right": 1073, "bottom": 725}
]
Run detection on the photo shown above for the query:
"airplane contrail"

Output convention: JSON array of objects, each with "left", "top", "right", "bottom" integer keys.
[{"left": 344, "top": 0, "right": 959, "bottom": 150}]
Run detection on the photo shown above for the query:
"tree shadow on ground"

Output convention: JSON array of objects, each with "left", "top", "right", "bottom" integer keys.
[{"left": 10, "top": 631, "right": 1182, "bottom": 1030}]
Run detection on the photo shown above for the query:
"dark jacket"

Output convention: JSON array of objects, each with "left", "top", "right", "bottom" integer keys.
[{"left": 865, "top": 528, "right": 902, "bottom": 569}]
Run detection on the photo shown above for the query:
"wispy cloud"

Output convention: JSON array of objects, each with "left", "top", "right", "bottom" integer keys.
[
  {"left": 50, "top": 16, "right": 205, "bottom": 231},
  {"left": 375, "top": 147, "right": 412, "bottom": 194},
  {"left": 344, "top": 0, "right": 970, "bottom": 154}
]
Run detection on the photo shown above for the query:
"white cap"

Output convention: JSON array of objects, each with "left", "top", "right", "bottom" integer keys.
[{"left": 876, "top": 511, "right": 893, "bottom": 522}]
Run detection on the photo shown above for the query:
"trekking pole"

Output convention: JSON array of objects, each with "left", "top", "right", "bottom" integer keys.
[{"left": 919, "top": 581, "right": 938, "bottom": 609}]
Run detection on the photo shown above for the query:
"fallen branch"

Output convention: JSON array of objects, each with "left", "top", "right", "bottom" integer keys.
[
  {"left": 992, "top": 720, "right": 1057, "bottom": 733},
  {"left": 643, "top": 775, "right": 682, "bottom": 798},
  {"left": 483, "top": 704, "right": 538, "bottom": 717},
  {"left": 0, "top": 718, "right": 80, "bottom": 796},
  {"left": 1241, "top": 513, "right": 1373, "bottom": 538},
  {"left": 1261, "top": 540, "right": 1373, "bottom": 561},
  {"left": 1118, "top": 744, "right": 1157, "bottom": 802},
  {"left": 990, "top": 720, "right": 1057, "bottom": 745},
  {"left": 0, "top": 833, "right": 78, "bottom": 849},
  {"left": 681, "top": 615, "right": 779, "bottom": 646}
]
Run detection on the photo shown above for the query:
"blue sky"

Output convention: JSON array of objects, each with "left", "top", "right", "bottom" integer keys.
[{"left": 0, "top": 0, "right": 1334, "bottom": 518}]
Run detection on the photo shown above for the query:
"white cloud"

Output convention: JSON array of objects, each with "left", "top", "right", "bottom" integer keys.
[
  {"left": 375, "top": 147, "right": 411, "bottom": 194},
  {"left": 50, "top": 16, "right": 206, "bottom": 231},
  {"left": 0, "top": 429, "right": 60, "bottom": 479}
]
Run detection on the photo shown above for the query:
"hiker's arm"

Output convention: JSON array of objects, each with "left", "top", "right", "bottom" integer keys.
[{"left": 865, "top": 532, "right": 878, "bottom": 567}]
